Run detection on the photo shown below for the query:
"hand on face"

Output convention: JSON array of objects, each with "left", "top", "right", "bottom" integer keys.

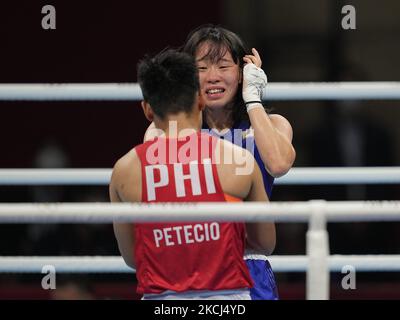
[
  {"left": 242, "top": 48, "right": 268, "bottom": 107},
  {"left": 243, "top": 48, "right": 262, "bottom": 68}
]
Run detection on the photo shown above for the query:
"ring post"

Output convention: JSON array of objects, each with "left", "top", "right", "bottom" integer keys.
[{"left": 306, "top": 200, "right": 330, "bottom": 300}]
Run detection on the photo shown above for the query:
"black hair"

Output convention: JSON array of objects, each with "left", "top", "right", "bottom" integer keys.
[
  {"left": 183, "top": 24, "right": 251, "bottom": 125},
  {"left": 137, "top": 49, "right": 200, "bottom": 120}
]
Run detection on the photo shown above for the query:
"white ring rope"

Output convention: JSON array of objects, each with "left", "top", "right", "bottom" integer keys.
[
  {"left": 1, "top": 167, "right": 399, "bottom": 185},
  {"left": 0, "top": 201, "right": 399, "bottom": 223},
  {"left": 1, "top": 82, "right": 400, "bottom": 101},
  {"left": 1, "top": 255, "right": 400, "bottom": 273}
]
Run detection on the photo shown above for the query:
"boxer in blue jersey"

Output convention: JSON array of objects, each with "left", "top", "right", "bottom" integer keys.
[
  {"left": 184, "top": 25, "right": 296, "bottom": 300},
  {"left": 202, "top": 121, "right": 278, "bottom": 299}
]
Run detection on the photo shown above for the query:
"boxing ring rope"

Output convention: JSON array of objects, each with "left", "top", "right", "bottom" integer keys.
[
  {"left": 1, "top": 255, "right": 400, "bottom": 273},
  {"left": 1, "top": 167, "right": 400, "bottom": 185},
  {"left": 0, "top": 82, "right": 400, "bottom": 101},
  {"left": 1, "top": 201, "right": 400, "bottom": 223},
  {"left": 1, "top": 201, "right": 400, "bottom": 300}
]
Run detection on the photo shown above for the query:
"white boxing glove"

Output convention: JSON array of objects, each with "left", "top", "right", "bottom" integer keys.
[{"left": 242, "top": 63, "right": 267, "bottom": 112}]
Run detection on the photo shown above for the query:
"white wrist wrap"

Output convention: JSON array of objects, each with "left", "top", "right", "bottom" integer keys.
[{"left": 242, "top": 63, "right": 268, "bottom": 104}]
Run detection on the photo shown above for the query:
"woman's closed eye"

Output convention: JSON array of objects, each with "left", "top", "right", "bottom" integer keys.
[{"left": 219, "top": 64, "right": 234, "bottom": 69}]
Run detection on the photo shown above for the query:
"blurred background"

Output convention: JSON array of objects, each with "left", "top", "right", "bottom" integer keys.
[{"left": 0, "top": 0, "right": 399, "bottom": 299}]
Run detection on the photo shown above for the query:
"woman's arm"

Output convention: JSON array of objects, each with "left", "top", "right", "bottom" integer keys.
[
  {"left": 248, "top": 110, "right": 296, "bottom": 177},
  {"left": 244, "top": 153, "right": 276, "bottom": 255},
  {"left": 110, "top": 157, "right": 136, "bottom": 269},
  {"left": 243, "top": 48, "right": 296, "bottom": 177}
]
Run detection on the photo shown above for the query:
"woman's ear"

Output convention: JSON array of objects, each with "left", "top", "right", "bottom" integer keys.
[{"left": 141, "top": 101, "right": 154, "bottom": 122}]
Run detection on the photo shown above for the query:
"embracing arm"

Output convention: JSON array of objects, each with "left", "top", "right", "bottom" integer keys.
[
  {"left": 244, "top": 154, "right": 276, "bottom": 255},
  {"left": 110, "top": 157, "right": 136, "bottom": 269}
]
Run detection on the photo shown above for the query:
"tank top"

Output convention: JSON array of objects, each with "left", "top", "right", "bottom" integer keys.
[{"left": 134, "top": 132, "right": 253, "bottom": 294}]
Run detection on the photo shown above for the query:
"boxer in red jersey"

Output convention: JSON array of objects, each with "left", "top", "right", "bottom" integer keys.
[{"left": 110, "top": 50, "right": 275, "bottom": 300}]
